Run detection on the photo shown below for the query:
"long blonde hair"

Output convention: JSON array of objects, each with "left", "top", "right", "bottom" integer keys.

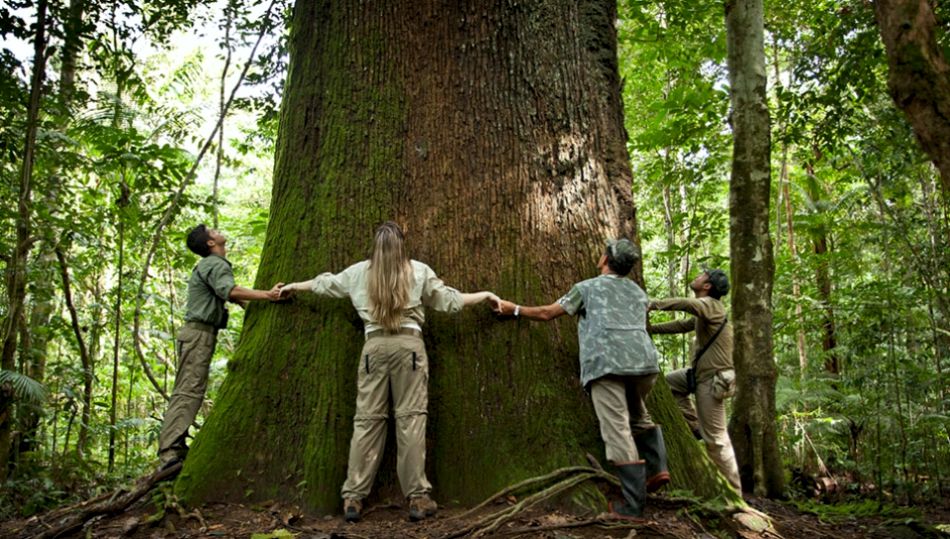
[{"left": 367, "top": 222, "right": 413, "bottom": 332}]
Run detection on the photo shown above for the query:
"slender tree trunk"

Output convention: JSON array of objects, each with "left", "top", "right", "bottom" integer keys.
[
  {"left": 779, "top": 142, "right": 807, "bottom": 374},
  {"left": 804, "top": 163, "right": 839, "bottom": 374},
  {"left": 177, "top": 0, "right": 740, "bottom": 512},
  {"left": 874, "top": 0, "right": 950, "bottom": 203},
  {"left": 84, "top": 265, "right": 104, "bottom": 453},
  {"left": 60, "top": 0, "right": 84, "bottom": 100},
  {"left": 108, "top": 218, "right": 125, "bottom": 473},
  {"left": 724, "top": 0, "right": 785, "bottom": 497},
  {"left": 0, "top": 0, "right": 48, "bottom": 481},
  {"left": 212, "top": 4, "right": 233, "bottom": 229},
  {"left": 19, "top": 259, "right": 52, "bottom": 457},
  {"left": 55, "top": 247, "right": 93, "bottom": 456}
]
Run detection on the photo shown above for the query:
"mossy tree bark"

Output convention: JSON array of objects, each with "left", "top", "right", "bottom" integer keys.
[
  {"left": 724, "top": 0, "right": 785, "bottom": 497},
  {"left": 176, "top": 0, "right": 741, "bottom": 512}
]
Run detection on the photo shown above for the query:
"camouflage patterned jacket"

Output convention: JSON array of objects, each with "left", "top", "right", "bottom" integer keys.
[{"left": 558, "top": 274, "right": 660, "bottom": 387}]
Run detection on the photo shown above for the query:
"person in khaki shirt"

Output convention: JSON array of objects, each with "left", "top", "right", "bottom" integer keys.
[
  {"left": 648, "top": 267, "right": 741, "bottom": 491},
  {"left": 279, "top": 221, "right": 499, "bottom": 523},
  {"left": 158, "top": 225, "right": 282, "bottom": 469}
]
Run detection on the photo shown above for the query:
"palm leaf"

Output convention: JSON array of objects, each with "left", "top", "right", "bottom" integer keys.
[{"left": 0, "top": 370, "right": 48, "bottom": 404}]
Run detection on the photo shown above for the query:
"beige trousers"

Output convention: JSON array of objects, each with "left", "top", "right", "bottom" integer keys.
[
  {"left": 158, "top": 325, "right": 217, "bottom": 462},
  {"left": 589, "top": 374, "right": 658, "bottom": 464},
  {"left": 667, "top": 368, "right": 741, "bottom": 489},
  {"left": 341, "top": 334, "right": 431, "bottom": 500}
]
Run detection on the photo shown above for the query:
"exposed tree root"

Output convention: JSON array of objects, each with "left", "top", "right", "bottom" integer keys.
[
  {"left": 440, "top": 457, "right": 783, "bottom": 539},
  {"left": 500, "top": 515, "right": 674, "bottom": 537},
  {"left": 12, "top": 462, "right": 182, "bottom": 539}
]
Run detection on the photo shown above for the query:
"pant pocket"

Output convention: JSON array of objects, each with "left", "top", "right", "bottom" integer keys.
[{"left": 712, "top": 369, "right": 736, "bottom": 399}]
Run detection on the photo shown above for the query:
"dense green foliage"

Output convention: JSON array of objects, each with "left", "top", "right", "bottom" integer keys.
[
  {"left": 0, "top": 0, "right": 946, "bottom": 519},
  {"left": 622, "top": 0, "right": 949, "bottom": 503}
]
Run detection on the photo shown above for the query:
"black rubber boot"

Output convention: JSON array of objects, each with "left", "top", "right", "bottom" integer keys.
[
  {"left": 608, "top": 461, "right": 647, "bottom": 519},
  {"left": 634, "top": 426, "right": 670, "bottom": 492}
]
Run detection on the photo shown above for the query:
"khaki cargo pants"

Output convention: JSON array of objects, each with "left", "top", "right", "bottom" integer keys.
[
  {"left": 157, "top": 323, "right": 217, "bottom": 463},
  {"left": 341, "top": 333, "right": 431, "bottom": 500},
  {"left": 667, "top": 368, "right": 741, "bottom": 490},
  {"left": 589, "top": 374, "right": 658, "bottom": 464}
]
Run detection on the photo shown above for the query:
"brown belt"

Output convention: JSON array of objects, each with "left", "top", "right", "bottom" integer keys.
[{"left": 365, "top": 328, "right": 423, "bottom": 341}]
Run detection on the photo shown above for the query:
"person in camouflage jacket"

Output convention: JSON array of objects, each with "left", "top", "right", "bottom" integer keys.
[{"left": 495, "top": 238, "right": 669, "bottom": 520}]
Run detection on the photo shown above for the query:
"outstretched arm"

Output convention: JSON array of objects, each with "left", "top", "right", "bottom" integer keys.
[
  {"left": 495, "top": 299, "right": 566, "bottom": 322},
  {"left": 277, "top": 279, "right": 314, "bottom": 299},
  {"left": 278, "top": 267, "right": 355, "bottom": 300},
  {"left": 461, "top": 291, "right": 501, "bottom": 308},
  {"left": 230, "top": 283, "right": 283, "bottom": 306}
]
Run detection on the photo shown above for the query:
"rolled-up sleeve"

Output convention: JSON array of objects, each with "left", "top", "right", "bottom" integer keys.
[
  {"left": 557, "top": 285, "right": 584, "bottom": 316},
  {"left": 421, "top": 265, "right": 463, "bottom": 313}
]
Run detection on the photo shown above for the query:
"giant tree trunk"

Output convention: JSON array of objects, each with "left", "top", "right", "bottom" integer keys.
[
  {"left": 724, "top": 0, "right": 785, "bottom": 497},
  {"left": 875, "top": 0, "right": 950, "bottom": 203},
  {"left": 176, "top": 0, "right": 739, "bottom": 512}
]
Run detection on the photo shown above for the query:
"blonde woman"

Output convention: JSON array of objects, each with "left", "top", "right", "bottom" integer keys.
[{"left": 279, "top": 222, "right": 498, "bottom": 522}]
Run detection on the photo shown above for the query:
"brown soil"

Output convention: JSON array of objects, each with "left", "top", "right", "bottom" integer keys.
[{"left": 5, "top": 494, "right": 948, "bottom": 539}]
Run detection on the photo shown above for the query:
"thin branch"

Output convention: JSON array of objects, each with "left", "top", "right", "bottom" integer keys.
[{"left": 54, "top": 245, "right": 93, "bottom": 455}]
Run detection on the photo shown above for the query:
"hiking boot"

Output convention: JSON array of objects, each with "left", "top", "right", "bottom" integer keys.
[
  {"left": 607, "top": 461, "right": 647, "bottom": 520},
  {"left": 343, "top": 498, "right": 362, "bottom": 522},
  {"left": 157, "top": 456, "right": 183, "bottom": 473},
  {"left": 156, "top": 449, "right": 186, "bottom": 473},
  {"left": 408, "top": 495, "right": 437, "bottom": 521},
  {"left": 634, "top": 426, "right": 670, "bottom": 493}
]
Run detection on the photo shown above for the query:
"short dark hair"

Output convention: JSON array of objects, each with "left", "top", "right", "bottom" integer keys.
[
  {"left": 605, "top": 244, "right": 636, "bottom": 277},
  {"left": 704, "top": 268, "right": 730, "bottom": 299},
  {"left": 187, "top": 224, "right": 213, "bottom": 257}
]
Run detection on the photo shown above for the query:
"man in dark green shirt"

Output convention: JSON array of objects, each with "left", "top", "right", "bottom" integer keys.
[{"left": 157, "top": 224, "right": 282, "bottom": 468}]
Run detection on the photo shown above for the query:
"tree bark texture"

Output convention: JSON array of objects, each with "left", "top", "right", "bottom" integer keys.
[
  {"left": 723, "top": 0, "right": 785, "bottom": 497},
  {"left": 0, "top": 0, "right": 47, "bottom": 481},
  {"left": 176, "top": 0, "right": 737, "bottom": 512},
  {"left": 875, "top": 0, "right": 950, "bottom": 203}
]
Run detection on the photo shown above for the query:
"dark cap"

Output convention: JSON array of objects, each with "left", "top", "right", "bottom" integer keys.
[
  {"left": 702, "top": 266, "right": 730, "bottom": 297},
  {"left": 607, "top": 238, "right": 641, "bottom": 267}
]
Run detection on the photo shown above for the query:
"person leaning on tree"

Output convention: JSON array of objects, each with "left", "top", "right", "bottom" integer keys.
[
  {"left": 494, "top": 238, "right": 670, "bottom": 520},
  {"left": 277, "top": 221, "right": 500, "bottom": 523},
  {"left": 157, "top": 224, "right": 283, "bottom": 469},
  {"left": 648, "top": 267, "right": 742, "bottom": 491}
]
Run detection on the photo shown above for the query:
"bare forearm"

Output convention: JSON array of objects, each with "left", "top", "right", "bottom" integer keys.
[
  {"left": 461, "top": 291, "right": 498, "bottom": 306},
  {"left": 283, "top": 280, "right": 315, "bottom": 293},
  {"left": 521, "top": 305, "right": 564, "bottom": 321},
  {"left": 497, "top": 300, "right": 566, "bottom": 321},
  {"left": 229, "top": 286, "right": 270, "bottom": 302}
]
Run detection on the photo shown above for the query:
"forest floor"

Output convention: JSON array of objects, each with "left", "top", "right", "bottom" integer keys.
[{"left": 4, "top": 492, "right": 949, "bottom": 539}]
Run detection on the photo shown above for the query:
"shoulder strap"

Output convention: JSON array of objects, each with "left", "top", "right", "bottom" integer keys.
[{"left": 692, "top": 315, "right": 728, "bottom": 369}]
